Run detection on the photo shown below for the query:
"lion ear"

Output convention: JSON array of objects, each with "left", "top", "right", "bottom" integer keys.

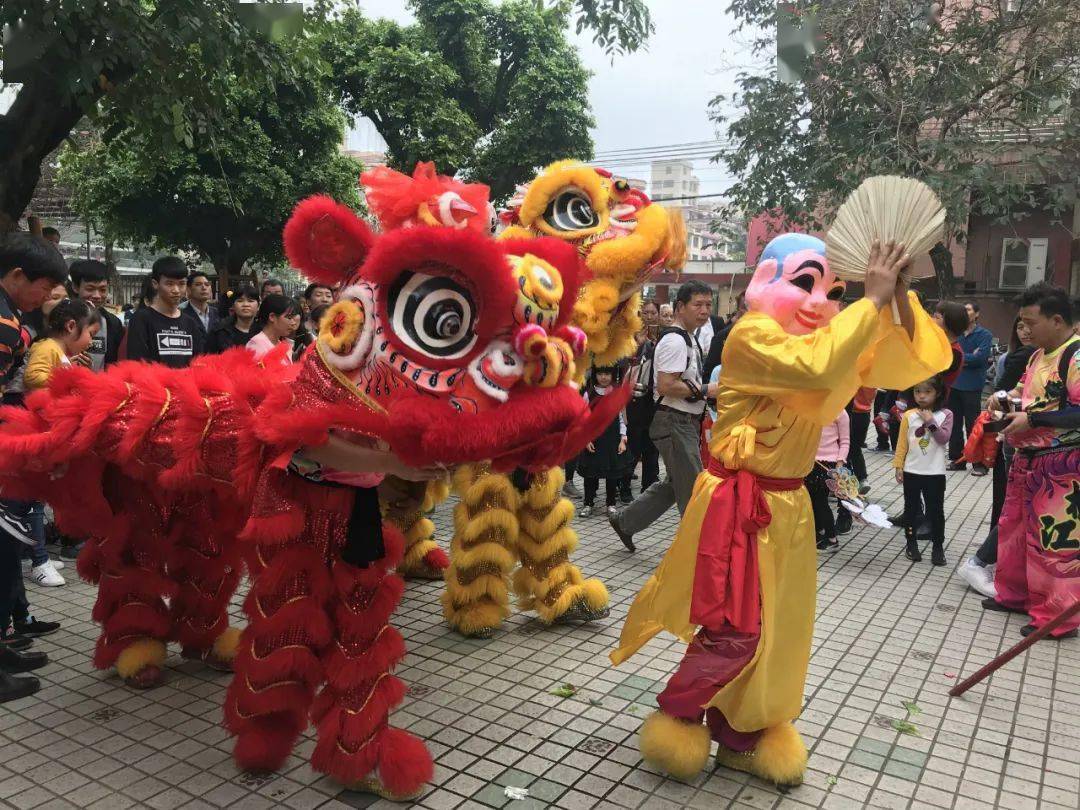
[{"left": 283, "top": 195, "right": 375, "bottom": 285}]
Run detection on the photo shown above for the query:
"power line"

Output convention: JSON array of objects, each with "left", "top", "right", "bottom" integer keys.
[
  {"left": 591, "top": 141, "right": 735, "bottom": 161},
  {"left": 650, "top": 192, "right": 732, "bottom": 203},
  {"left": 591, "top": 139, "right": 729, "bottom": 158}
]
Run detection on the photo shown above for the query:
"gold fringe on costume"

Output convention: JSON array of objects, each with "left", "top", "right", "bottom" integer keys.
[
  {"left": 382, "top": 476, "right": 451, "bottom": 580},
  {"left": 513, "top": 467, "right": 609, "bottom": 623},
  {"left": 441, "top": 465, "right": 520, "bottom": 636}
]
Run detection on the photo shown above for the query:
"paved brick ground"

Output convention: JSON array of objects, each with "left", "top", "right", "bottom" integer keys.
[{"left": 1, "top": 450, "right": 1078, "bottom": 809}]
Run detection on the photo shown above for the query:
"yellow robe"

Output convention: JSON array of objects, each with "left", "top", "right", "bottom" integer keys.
[{"left": 611, "top": 293, "right": 951, "bottom": 732}]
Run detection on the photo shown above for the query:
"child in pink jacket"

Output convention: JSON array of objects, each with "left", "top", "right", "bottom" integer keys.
[{"left": 806, "top": 409, "right": 850, "bottom": 550}]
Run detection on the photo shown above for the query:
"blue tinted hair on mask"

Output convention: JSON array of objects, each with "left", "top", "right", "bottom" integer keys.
[{"left": 760, "top": 234, "right": 827, "bottom": 283}]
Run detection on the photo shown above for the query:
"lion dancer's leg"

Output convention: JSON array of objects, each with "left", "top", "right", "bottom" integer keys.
[
  {"left": 381, "top": 476, "right": 450, "bottom": 580},
  {"left": 168, "top": 491, "right": 244, "bottom": 672},
  {"left": 310, "top": 490, "right": 433, "bottom": 799},
  {"left": 78, "top": 469, "right": 174, "bottom": 688},
  {"left": 513, "top": 467, "right": 609, "bottom": 624},
  {"left": 225, "top": 468, "right": 336, "bottom": 773},
  {"left": 441, "top": 465, "right": 520, "bottom": 638}
]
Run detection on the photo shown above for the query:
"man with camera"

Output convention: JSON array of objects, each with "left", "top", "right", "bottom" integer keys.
[{"left": 609, "top": 281, "right": 713, "bottom": 552}]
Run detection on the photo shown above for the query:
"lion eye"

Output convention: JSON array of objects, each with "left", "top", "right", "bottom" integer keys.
[
  {"left": 542, "top": 187, "right": 599, "bottom": 232},
  {"left": 388, "top": 271, "right": 477, "bottom": 359}
]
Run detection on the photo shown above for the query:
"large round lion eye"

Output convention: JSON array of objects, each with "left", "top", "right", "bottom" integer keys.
[
  {"left": 388, "top": 271, "right": 477, "bottom": 359},
  {"left": 543, "top": 187, "right": 599, "bottom": 232}
]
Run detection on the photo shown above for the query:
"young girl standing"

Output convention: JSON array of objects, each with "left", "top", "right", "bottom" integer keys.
[
  {"left": 21, "top": 298, "right": 99, "bottom": 587},
  {"left": 893, "top": 375, "right": 953, "bottom": 564},
  {"left": 806, "top": 409, "right": 849, "bottom": 551},
  {"left": 246, "top": 294, "right": 301, "bottom": 365},
  {"left": 576, "top": 366, "right": 633, "bottom": 517}
]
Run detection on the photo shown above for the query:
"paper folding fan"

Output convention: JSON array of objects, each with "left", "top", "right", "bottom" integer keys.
[{"left": 825, "top": 176, "right": 945, "bottom": 283}]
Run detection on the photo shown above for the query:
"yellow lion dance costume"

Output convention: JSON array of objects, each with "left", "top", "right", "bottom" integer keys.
[{"left": 405, "top": 160, "right": 684, "bottom": 637}]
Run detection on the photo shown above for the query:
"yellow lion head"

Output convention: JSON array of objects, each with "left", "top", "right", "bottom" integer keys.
[{"left": 499, "top": 160, "right": 686, "bottom": 366}]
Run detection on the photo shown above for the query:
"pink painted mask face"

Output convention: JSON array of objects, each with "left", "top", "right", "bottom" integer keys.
[{"left": 744, "top": 235, "right": 845, "bottom": 335}]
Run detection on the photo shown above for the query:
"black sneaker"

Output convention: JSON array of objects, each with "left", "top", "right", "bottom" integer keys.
[
  {"left": 835, "top": 513, "right": 853, "bottom": 536},
  {"left": 946, "top": 461, "right": 966, "bottom": 472},
  {"left": 607, "top": 509, "right": 636, "bottom": 553},
  {"left": 0, "top": 672, "right": 40, "bottom": 703},
  {"left": 904, "top": 536, "right": 922, "bottom": 562},
  {"left": 931, "top": 545, "right": 946, "bottom": 566},
  {"left": 970, "top": 464, "right": 989, "bottom": 477},
  {"left": 0, "top": 629, "right": 33, "bottom": 651},
  {"left": 13, "top": 617, "right": 60, "bottom": 638},
  {"left": 889, "top": 513, "right": 907, "bottom": 529},
  {"left": 0, "top": 502, "right": 34, "bottom": 546},
  {"left": 0, "top": 646, "right": 48, "bottom": 674}
]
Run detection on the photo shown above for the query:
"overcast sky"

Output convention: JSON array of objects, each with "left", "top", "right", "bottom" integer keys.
[{"left": 348, "top": 0, "right": 761, "bottom": 195}]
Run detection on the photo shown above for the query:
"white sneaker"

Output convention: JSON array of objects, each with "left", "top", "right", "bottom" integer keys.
[
  {"left": 50, "top": 559, "right": 64, "bottom": 570},
  {"left": 958, "top": 557, "right": 996, "bottom": 599},
  {"left": 29, "top": 560, "right": 65, "bottom": 587}
]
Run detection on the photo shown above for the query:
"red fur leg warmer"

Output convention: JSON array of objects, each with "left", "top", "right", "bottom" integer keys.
[
  {"left": 224, "top": 471, "right": 342, "bottom": 773},
  {"left": 310, "top": 524, "right": 433, "bottom": 797},
  {"left": 166, "top": 493, "right": 244, "bottom": 651}
]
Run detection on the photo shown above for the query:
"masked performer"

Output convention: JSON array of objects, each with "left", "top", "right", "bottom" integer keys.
[{"left": 611, "top": 234, "right": 951, "bottom": 787}]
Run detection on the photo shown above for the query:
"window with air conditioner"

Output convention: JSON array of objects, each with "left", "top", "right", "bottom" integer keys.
[{"left": 999, "top": 237, "right": 1048, "bottom": 290}]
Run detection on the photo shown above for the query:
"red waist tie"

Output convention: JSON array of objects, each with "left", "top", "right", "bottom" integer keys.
[{"left": 690, "top": 459, "right": 804, "bottom": 634}]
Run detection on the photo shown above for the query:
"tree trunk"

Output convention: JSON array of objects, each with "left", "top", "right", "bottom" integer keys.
[
  {"left": 930, "top": 243, "right": 955, "bottom": 300},
  {"left": 0, "top": 78, "right": 86, "bottom": 233}
]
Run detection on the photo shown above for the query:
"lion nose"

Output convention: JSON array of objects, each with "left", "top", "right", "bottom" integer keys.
[{"left": 515, "top": 324, "right": 587, "bottom": 388}]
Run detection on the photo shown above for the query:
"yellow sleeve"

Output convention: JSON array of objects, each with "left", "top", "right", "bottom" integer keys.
[
  {"left": 859, "top": 292, "right": 954, "bottom": 392},
  {"left": 720, "top": 293, "right": 953, "bottom": 426},
  {"left": 720, "top": 299, "right": 883, "bottom": 425},
  {"left": 23, "top": 340, "right": 63, "bottom": 391},
  {"left": 894, "top": 411, "right": 911, "bottom": 469}
]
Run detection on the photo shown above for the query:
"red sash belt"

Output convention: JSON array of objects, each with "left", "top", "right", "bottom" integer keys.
[{"left": 690, "top": 458, "right": 803, "bottom": 634}]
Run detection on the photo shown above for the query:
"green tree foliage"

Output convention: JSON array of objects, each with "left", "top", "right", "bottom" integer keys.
[
  {"left": 61, "top": 68, "right": 360, "bottom": 289},
  {"left": 712, "top": 0, "right": 1080, "bottom": 294},
  {"left": 0, "top": 0, "right": 305, "bottom": 232},
  {"left": 320, "top": 0, "right": 596, "bottom": 199}
]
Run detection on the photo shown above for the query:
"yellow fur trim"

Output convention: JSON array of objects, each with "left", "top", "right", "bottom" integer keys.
[
  {"left": 577, "top": 577, "right": 609, "bottom": 611},
  {"left": 441, "top": 594, "right": 509, "bottom": 635},
  {"left": 444, "top": 571, "right": 510, "bottom": 605},
  {"left": 211, "top": 627, "right": 241, "bottom": 663},
  {"left": 639, "top": 711, "right": 711, "bottom": 781},
  {"left": 518, "top": 500, "right": 576, "bottom": 543},
  {"left": 498, "top": 224, "right": 535, "bottom": 241},
  {"left": 753, "top": 722, "right": 807, "bottom": 785},
  {"left": 587, "top": 203, "right": 671, "bottom": 279},
  {"left": 399, "top": 538, "right": 440, "bottom": 573},
  {"left": 523, "top": 468, "right": 563, "bottom": 506},
  {"left": 517, "top": 161, "right": 610, "bottom": 239},
  {"left": 517, "top": 527, "right": 579, "bottom": 563},
  {"left": 457, "top": 509, "right": 520, "bottom": 545},
  {"left": 422, "top": 479, "right": 450, "bottom": 512},
  {"left": 452, "top": 542, "right": 518, "bottom": 572},
  {"left": 664, "top": 208, "right": 688, "bottom": 270},
  {"left": 715, "top": 722, "right": 807, "bottom": 787},
  {"left": 115, "top": 638, "right": 167, "bottom": 679},
  {"left": 405, "top": 515, "right": 435, "bottom": 545}
]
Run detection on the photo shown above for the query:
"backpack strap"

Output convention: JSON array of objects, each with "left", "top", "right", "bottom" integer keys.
[{"left": 1057, "top": 339, "right": 1080, "bottom": 408}]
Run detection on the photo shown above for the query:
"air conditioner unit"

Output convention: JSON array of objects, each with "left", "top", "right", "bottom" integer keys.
[{"left": 999, "top": 237, "right": 1048, "bottom": 290}]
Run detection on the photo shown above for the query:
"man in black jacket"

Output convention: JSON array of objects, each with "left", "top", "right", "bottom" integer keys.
[{"left": 69, "top": 259, "right": 124, "bottom": 369}]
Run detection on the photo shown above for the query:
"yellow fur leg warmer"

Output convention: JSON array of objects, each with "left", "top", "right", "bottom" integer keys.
[
  {"left": 639, "top": 711, "right": 711, "bottom": 781},
  {"left": 441, "top": 465, "right": 519, "bottom": 636},
  {"left": 715, "top": 722, "right": 807, "bottom": 787},
  {"left": 115, "top": 637, "right": 167, "bottom": 679},
  {"left": 211, "top": 626, "right": 241, "bottom": 663},
  {"left": 381, "top": 476, "right": 450, "bottom": 579},
  {"left": 513, "top": 467, "right": 609, "bottom": 623}
]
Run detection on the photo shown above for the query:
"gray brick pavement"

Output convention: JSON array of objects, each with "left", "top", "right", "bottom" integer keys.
[{"left": 1, "top": 450, "right": 1078, "bottom": 809}]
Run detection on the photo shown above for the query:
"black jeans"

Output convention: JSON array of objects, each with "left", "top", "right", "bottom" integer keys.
[
  {"left": 583, "top": 477, "right": 620, "bottom": 508},
  {"left": 948, "top": 388, "right": 983, "bottom": 464},
  {"left": 903, "top": 472, "right": 945, "bottom": 544},
  {"left": 806, "top": 463, "right": 836, "bottom": 539},
  {"left": 627, "top": 398, "right": 660, "bottom": 493},
  {"left": 847, "top": 410, "right": 870, "bottom": 481},
  {"left": 0, "top": 535, "right": 28, "bottom": 631}
]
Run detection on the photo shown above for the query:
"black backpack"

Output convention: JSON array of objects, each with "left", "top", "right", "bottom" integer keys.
[{"left": 652, "top": 327, "right": 702, "bottom": 396}]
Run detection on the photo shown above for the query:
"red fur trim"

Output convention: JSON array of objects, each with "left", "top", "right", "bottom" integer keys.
[
  {"left": 231, "top": 643, "right": 326, "bottom": 698},
  {"left": 92, "top": 570, "right": 176, "bottom": 622},
  {"left": 321, "top": 627, "right": 406, "bottom": 690},
  {"left": 246, "top": 546, "right": 334, "bottom": 601},
  {"left": 231, "top": 714, "right": 307, "bottom": 772},
  {"left": 363, "top": 226, "right": 518, "bottom": 369},
  {"left": 284, "top": 195, "right": 375, "bottom": 287},
  {"left": 229, "top": 679, "right": 318, "bottom": 728},
  {"left": 500, "top": 237, "right": 587, "bottom": 329},
  {"left": 310, "top": 723, "right": 378, "bottom": 784},
  {"left": 239, "top": 596, "right": 334, "bottom": 656},
  {"left": 422, "top": 547, "right": 450, "bottom": 570},
  {"left": 331, "top": 579, "right": 405, "bottom": 641},
  {"left": 377, "top": 728, "right": 435, "bottom": 796},
  {"left": 311, "top": 674, "right": 406, "bottom": 744}
]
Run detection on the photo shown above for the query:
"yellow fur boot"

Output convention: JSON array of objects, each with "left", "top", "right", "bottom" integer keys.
[
  {"left": 639, "top": 711, "right": 711, "bottom": 781},
  {"left": 715, "top": 721, "right": 807, "bottom": 788},
  {"left": 441, "top": 465, "right": 519, "bottom": 638},
  {"left": 513, "top": 467, "right": 609, "bottom": 624},
  {"left": 382, "top": 476, "right": 450, "bottom": 580}
]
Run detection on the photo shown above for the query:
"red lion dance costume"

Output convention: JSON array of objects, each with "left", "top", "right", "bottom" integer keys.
[{"left": 0, "top": 188, "right": 626, "bottom": 800}]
